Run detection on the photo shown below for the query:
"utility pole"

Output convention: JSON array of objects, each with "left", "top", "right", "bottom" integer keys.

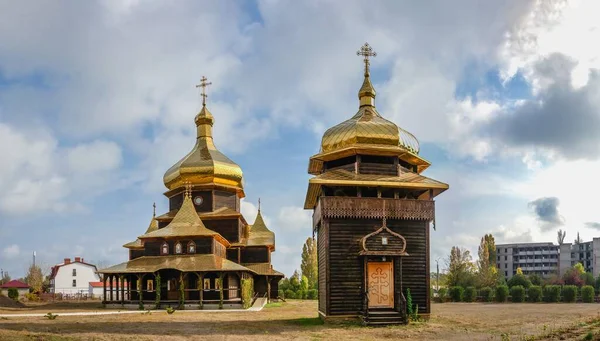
[{"left": 435, "top": 257, "right": 443, "bottom": 292}]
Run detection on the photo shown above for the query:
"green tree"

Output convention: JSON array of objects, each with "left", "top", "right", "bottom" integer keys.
[
  {"left": 300, "top": 237, "right": 318, "bottom": 289},
  {"left": 446, "top": 246, "right": 475, "bottom": 288},
  {"left": 300, "top": 275, "right": 309, "bottom": 295},
  {"left": 574, "top": 263, "right": 585, "bottom": 274},
  {"left": 289, "top": 270, "right": 301, "bottom": 292},
  {"left": 477, "top": 235, "right": 497, "bottom": 287},
  {"left": 279, "top": 277, "right": 290, "bottom": 292},
  {"left": 25, "top": 264, "right": 44, "bottom": 294}
]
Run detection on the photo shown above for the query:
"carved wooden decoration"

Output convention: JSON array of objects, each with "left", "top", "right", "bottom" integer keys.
[{"left": 359, "top": 217, "right": 408, "bottom": 256}]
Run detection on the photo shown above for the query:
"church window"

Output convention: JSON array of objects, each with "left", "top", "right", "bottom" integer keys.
[
  {"left": 72, "top": 279, "right": 76, "bottom": 287},
  {"left": 72, "top": 269, "right": 76, "bottom": 276},
  {"left": 161, "top": 242, "right": 169, "bottom": 255},
  {"left": 188, "top": 241, "right": 196, "bottom": 254},
  {"left": 175, "top": 242, "right": 183, "bottom": 254}
]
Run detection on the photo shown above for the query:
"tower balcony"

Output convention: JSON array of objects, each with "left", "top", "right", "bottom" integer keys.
[{"left": 313, "top": 196, "right": 435, "bottom": 227}]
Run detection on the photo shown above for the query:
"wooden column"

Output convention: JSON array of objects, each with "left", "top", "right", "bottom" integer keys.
[
  {"left": 137, "top": 274, "right": 143, "bottom": 306},
  {"left": 120, "top": 275, "right": 125, "bottom": 305},
  {"left": 199, "top": 272, "right": 204, "bottom": 309},
  {"left": 102, "top": 275, "right": 107, "bottom": 303},
  {"left": 109, "top": 275, "right": 114, "bottom": 302},
  {"left": 219, "top": 273, "right": 224, "bottom": 309},
  {"left": 266, "top": 276, "right": 271, "bottom": 303}
]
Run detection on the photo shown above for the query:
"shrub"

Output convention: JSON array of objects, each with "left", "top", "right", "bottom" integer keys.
[
  {"left": 527, "top": 285, "right": 542, "bottom": 302},
  {"left": 437, "top": 288, "right": 447, "bottom": 303},
  {"left": 507, "top": 274, "right": 532, "bottom": 289},
  {"left": 464, "top": 287, "right": 476, "bottom": 302},
  {"left": 44, "top": 312, "right": 58, "bottom": 320},
  {"left": 449, "top": 286, "right": 464, "bottom": 302},
  {"left": 495, "top": 285, "right": 509, "bottom": 302},
  {"left": 284, "top": 289, "right": 296, "bottom": 299},
  {"left": 297, "top": 290, "right": 307, "bottom": 299},
  {"left": 166, "top": 306, "right": 175, "bottom": 314},
  {"left": 480, "top": 287, "right": 493, "bottom": 302},
  {"left": 510, "top": 285, "right": 525, "bottom": 303},
  {"left": 543, "top": 285, "right": 561, "bottom": 302},
  {"left": 562, "top": 285, "right": 577, "bottom": 303},
  {"left": 406, "top": 288, "right": 413, "bottom": 316},
  {"left": 278, "top": 289, "right": 285, "bottom": 299},
  {"left": 581, "top": 285, "right": 595, "bottom": 303},
  {"left": 7, "top": 288, "right": 18, "bottom": 300},
  {"left": 307, "top": 289, "right": 318, "bottom": 300},
  {"left": 241, "top": 277, "right": 254, "bottom": 309},
  {"left": 25, "top": 293, "right": 39, "bottom": 302}
]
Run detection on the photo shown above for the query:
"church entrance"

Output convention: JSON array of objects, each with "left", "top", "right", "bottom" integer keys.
[{"left": 367, "top": 261, "right": 394, "bottom": 308}]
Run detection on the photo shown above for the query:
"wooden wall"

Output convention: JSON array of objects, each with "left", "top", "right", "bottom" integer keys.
[
  {"left": 143, "top": 238, "right": 213, "bottom": 256},
  {"left": 204, "top": 219, "right": 240, "bottom": 243},
  {"left": 317, "top": 221, "right": 329, "bottom": 315},
  {"left": 241, "top": 247, "right": 269, "bottom": 263},
  {"left": 324, "top": 218, "right": 429, "bottom": 316},
  {"left": 214, "top": 190, "right": 236, "bottom": 210},
  {"left": 168, "top": 190, "right": 213, "bottom": 212}
]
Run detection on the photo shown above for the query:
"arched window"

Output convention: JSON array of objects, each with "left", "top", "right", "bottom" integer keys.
[
  {"left": 161, "top": 242, "right": 169, "bottom": 255},
  {"left": 188, "top": 241, "right": 196, "bottom": 254},
  {"left": 175, "top": 242, "right": 183, "bottom": 254}
]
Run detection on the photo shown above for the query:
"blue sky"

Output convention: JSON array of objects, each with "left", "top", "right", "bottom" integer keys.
[{"left": 2, "top": 0, "right": 600, "bottom": 279}]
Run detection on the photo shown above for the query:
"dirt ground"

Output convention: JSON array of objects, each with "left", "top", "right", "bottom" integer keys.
[{"left": 2, "top": 300, "right": 600, "bottom": 340}]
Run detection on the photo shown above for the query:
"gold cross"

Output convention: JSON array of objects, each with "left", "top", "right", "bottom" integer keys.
[
  {"left": 356, "top": 42, "right": 377, "bottom": 75},
  {"left": 153, "top": 202, "right": 156, "bottom": 218},
  {"left": 195, "top": 76, "right": 212, "bottom": 106}
]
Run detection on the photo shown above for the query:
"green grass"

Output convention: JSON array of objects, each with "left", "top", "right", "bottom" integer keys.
[
  {"left": 265, "top": 302, "right": 283, "bottom": 308},
  {"left": 288, "top": 317, "right": 325, "bottom": 327}
]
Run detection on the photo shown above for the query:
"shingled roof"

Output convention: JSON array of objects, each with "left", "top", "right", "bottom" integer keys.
[
  {"left": 138, "top": 193, "right": 230, "bottom": 247},
  {"left": 247, "top": 209, "right": 275, "bottom": 248}
]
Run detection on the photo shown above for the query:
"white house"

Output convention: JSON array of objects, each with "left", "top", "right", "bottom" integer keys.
[
  {"left": 89, "top": 280, "right": 129, "bottom": 300},
  {"left": 49, "top": 257, "right": 100, "bottom": 296}
]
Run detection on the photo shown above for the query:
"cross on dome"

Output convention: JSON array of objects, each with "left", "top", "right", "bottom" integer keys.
[
  {"left": 356, "top": 42, "right": 377, "bottom": 76},
  {"left": 195, "top": 76, "right": 212, "bottom": 106}
]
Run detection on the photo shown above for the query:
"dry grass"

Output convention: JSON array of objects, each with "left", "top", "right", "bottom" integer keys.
[{"left": 2, "top": 300, "right": 600, "bottom": 340}]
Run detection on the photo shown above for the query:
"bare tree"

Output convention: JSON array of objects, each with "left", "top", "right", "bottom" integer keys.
[{"left": 557, "top": 229, "right": 566, "bottom": 245}]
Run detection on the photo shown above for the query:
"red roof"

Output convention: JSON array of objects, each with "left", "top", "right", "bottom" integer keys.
[
  {"left": 49, "top": 259, "right": 98, "bottom": 280},
  {"left": 0, "top": 280, "right": 29, "bottom": 289}
]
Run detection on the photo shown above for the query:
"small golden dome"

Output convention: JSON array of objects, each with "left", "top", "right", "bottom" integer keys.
[
  {"left": 320, "top": 60, "right": 419, "bottom": 154},
  {"left": 320, "top": 43, "right": 419, "bottom": 154},
  {"left": 163, "top": 101, "right": 244, "bottom": 194}
]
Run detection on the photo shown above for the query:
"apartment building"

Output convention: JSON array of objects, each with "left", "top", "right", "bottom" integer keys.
[
  {"left": 559, "top": 238, "right": 600, "bottom": 277},
  {"left": 497, "top": 238, "right": 600, "bottom": 280},
  {"left": 496, "top": 242, "right": 559, "bottom": 280}
]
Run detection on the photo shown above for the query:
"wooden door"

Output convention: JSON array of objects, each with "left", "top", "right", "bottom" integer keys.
[{"left": 367, "top": 262, "right": 394, "bottom": 308}]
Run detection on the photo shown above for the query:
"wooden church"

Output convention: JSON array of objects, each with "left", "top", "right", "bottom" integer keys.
[
  {"left": 99, "top": 77, "right": 283, "bottom": 309},
  {"left": 304, "top": 43, "right": 448, "bottom": 325}
]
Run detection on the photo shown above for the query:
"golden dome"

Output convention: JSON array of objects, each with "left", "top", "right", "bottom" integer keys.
[
  {"left": 163, "top": 101, "right": 244, "bottom": 195},
  {"left": 319, "top": 45, "right": 419, "bottom": 155}
]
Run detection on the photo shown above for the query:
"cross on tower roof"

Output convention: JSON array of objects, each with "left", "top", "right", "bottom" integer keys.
[
  {"left": 195, "top": 76, "right": 212, "bottom": 106},
  {"left": 356, "top": 43, "right": 377, "bottom": 76},
  {"left": 258, "top": 198, "right": 261, "bottom": 212}
]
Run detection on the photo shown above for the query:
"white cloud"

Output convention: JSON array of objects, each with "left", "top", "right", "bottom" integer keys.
[
  {"left": 66, "top": 140, "right": 122, "bottom": 173},
  {"left": 501, "top": 0, "right": 600, "bottom": 91},
  {"left": 276, "top": 206, "right": 312, "bottom": 232},
  {"left": 0, "top": 123, "right": 126, "bottom": 214},
  {"left": 2, "top": 244, "right": 20, "bottom": 259}
]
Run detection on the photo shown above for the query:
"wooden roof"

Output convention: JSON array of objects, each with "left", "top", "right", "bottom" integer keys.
[
  {"left": 138, "top": 194, "right": 230, "bottom": 247},
  {"left": 98, "top": 254, "right": 249, "bottom": 274},
  {"left": 304, "top": 169, "right": 449, "bottom": 208}
]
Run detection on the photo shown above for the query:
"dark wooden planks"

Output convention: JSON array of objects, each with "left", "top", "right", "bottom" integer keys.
[{"left": 327, "top": 218, "right": 429, "bottom": 316}]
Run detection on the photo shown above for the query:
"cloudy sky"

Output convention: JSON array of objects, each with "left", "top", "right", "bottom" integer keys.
[{"left": 1, "top": 0, "right": 600, "bottom": 278}]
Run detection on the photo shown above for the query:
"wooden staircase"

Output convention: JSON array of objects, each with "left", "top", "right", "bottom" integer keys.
[{"left": 362, "top": 307, "right": 407, "bottom": 326}]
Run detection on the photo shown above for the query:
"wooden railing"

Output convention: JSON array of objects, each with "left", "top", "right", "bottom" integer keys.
[
  {"left": 396, "top": 291, "right": 408, "bottom": 323},
  {"left": 317, "top": 197, "right": 435, "bottom": 221}
]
